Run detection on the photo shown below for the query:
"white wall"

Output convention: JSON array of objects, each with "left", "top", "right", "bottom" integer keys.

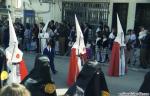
[
  {"left": 126, "top": 1, "right": 136, "bottom": 31},
  {"left": 7, "top": 0, "right": 150, "bottom": 27},
  {"left": 50, "top": 0, "right": 62, "bottom": 23},
  {"left": 25, "top": 0, "right": 62, "bottom": 23},
  {"left": 24, "top": 0, "right": 51, "bottom": 23},
  {"left": 6, "top": 0, "right": 62, "bottom": 24}
]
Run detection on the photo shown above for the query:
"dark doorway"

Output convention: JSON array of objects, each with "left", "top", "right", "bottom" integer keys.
[
  {"left": 24, "top": 10, "right": 35, "bottom": 26},
  {"left": 135, "top": 3, "right": 150, "bottom": 32},
  {"left": 0, "top": 0, "right": 6, "bottom": 8},
  {"left": 112, "top": 3, "right": 128, "bottom": 33}
]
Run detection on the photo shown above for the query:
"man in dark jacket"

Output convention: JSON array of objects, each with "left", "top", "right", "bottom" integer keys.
[{"left": 139, "top": 31, "right": 150, "bottom": 68}]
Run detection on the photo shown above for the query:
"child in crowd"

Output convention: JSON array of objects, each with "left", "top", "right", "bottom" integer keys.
[{"left": 43, "top": 40, "right": 57, "bottom": 74}]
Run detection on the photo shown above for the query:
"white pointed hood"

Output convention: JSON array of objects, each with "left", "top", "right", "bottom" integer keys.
[
  {"left": 5, "top": 13, "right": 23, "bottom": 63},
  {"left": 72, "top": 15, "right": 86, "bottom": 55},
  {"left": 114, "top": 14, "right": 126, "bottom": 46}
]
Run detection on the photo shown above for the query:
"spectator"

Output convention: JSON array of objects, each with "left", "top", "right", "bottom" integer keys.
[
  {"left": 23, "top": 23, "right": 31, "bottom": 51},
  {"left": 86, "top": 40, "right": 92, "bottom": 59},
  {"left": 108, "top": 28, "right": 116, "bottom": 50},
  {"left": 126, "top": 29, "right": 136, "bottom": 66},
  {"left": 103, "top": 25, "right": 110, "bottom": 38},
  {"left": 49, "top": 20, "right": 56, "bottom": 32},
  {"left": 96, "top": 21, "right": 104, "bottom": 34},
  {"left": 138, "top": 26, "right": 149, "bottom": 69},
  {"left": 58, "top": 22, "right": 68, "bottom": 55},
  {"left": 32, "top": 23, "right": 39, "bottom": 53},
  {"left": 95, "top": 32, "right": 102, "bottom": 62},
  {"left": 101, "top": 34, "right": 109, "bottom": 63},
  {"left": 54, "top": 23, "right": 61, "bottom": 55},
  {"left": 83, "top": 23, "right": 89, "bottom": 45},
  {"left": 0, "top": 83, "right": 30, "bottom": 96},
  {"left": 65, "top": 25, "right": 76, "bottom": 56}
]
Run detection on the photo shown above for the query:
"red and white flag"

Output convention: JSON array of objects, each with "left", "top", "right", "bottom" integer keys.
[
  {"left": 108, "top": 14, "right": 126, "bottom": 76},
  {"left": 67, "top": 15, "right": 87, "bottom": 86},
  {"left": 5, "top": 13, "right": 28, "bottom": 83}
]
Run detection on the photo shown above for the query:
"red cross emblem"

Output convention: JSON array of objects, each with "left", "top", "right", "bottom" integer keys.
[{"left": 16, "top": 54, "right": 20, "bottom": 59}]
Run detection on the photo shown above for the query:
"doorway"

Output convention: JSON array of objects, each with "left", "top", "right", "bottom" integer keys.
[{"left": 112, "top": 3, "right": 128, "bottom": 33}]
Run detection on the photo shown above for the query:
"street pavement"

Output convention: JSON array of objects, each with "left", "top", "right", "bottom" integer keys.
[{"left": 23, "top": 52, "right": 149, "bottom": 96}]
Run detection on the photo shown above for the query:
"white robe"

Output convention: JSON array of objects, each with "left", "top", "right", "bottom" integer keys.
[{"left": 38, "top": 32, "right": 49, "bottom": 53}]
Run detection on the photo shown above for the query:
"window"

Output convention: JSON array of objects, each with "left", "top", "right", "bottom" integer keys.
[{"left": 0, "top": 0, "right": 6, "bottom": 8}]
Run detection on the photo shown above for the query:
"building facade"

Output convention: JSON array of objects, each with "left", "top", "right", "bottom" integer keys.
[{"left": 1, "top": 0, "right": 150, "bottom": 32}]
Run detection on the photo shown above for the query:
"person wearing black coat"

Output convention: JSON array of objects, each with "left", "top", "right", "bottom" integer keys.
[
  {"left": 65, "top": 60, "right": 109, "bottom": 96},
  {"left": 139, "top": 71, "right": 150, "bottom": 93},
  {"left": 21, "top": 54, "right": 57, "bottom": 96}
]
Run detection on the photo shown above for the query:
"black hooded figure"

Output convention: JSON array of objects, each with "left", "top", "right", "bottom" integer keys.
[
  {"left": 139, "top": 71, "right": 150, "bottom": 93},
  {"left": 65, "top": 61, "right": 109, "bottom": 96},
  {"left": 0, "top": 46, "right": 8, "bottom": 88},
  {"left": 21, "top": 54, "right": 57, "bottom": 96}
]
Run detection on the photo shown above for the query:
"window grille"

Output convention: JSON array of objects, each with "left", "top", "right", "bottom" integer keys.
[{"left": 62, "top": 2, "right": 109, "bottom": 27}]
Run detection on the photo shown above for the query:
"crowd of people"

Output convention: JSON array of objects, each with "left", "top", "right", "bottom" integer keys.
[
  {"left": 0, "top": 16, "right": 150, "bottom": 95},
  {"left": 0, "top": 18, "right": 150, "bottom": 69}
]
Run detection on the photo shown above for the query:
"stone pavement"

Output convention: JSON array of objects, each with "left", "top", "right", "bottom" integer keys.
[{"left": 23, "top": 52, "right": 149, "bottom": 96}]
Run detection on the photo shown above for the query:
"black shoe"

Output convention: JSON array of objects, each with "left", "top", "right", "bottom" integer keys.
[
  {"left": 53, "top": 70, "right": 58, "bottom": 74},
  {"left": 142, "top": 66, "right": 147, "bottom": 69},
  {"left": 140, "top": 65, "right": 147, "bottom": 69}
]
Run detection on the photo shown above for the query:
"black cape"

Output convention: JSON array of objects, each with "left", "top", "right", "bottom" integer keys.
[
  {"left": 139, "top": 71, "right": 150, "bottom": 93},
  {"left": 65, "top": 61, "right": 109, "bottom": 96},
  {"left": 21, "top": 54, "right": 57, "bottom": 96}
]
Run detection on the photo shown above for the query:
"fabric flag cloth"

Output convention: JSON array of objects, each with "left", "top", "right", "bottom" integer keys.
[
  {"left": 108, "top": 14, "right": 126, "bottom": 76},
  {"left": 67, "top": 15, "right": 87, "bottom": 86},
  {"left": 65, "top": 61, "right": 110, "bottom": 96},
  {"left": 5, "top": 13, "right": 28, "bottom": 84}
]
